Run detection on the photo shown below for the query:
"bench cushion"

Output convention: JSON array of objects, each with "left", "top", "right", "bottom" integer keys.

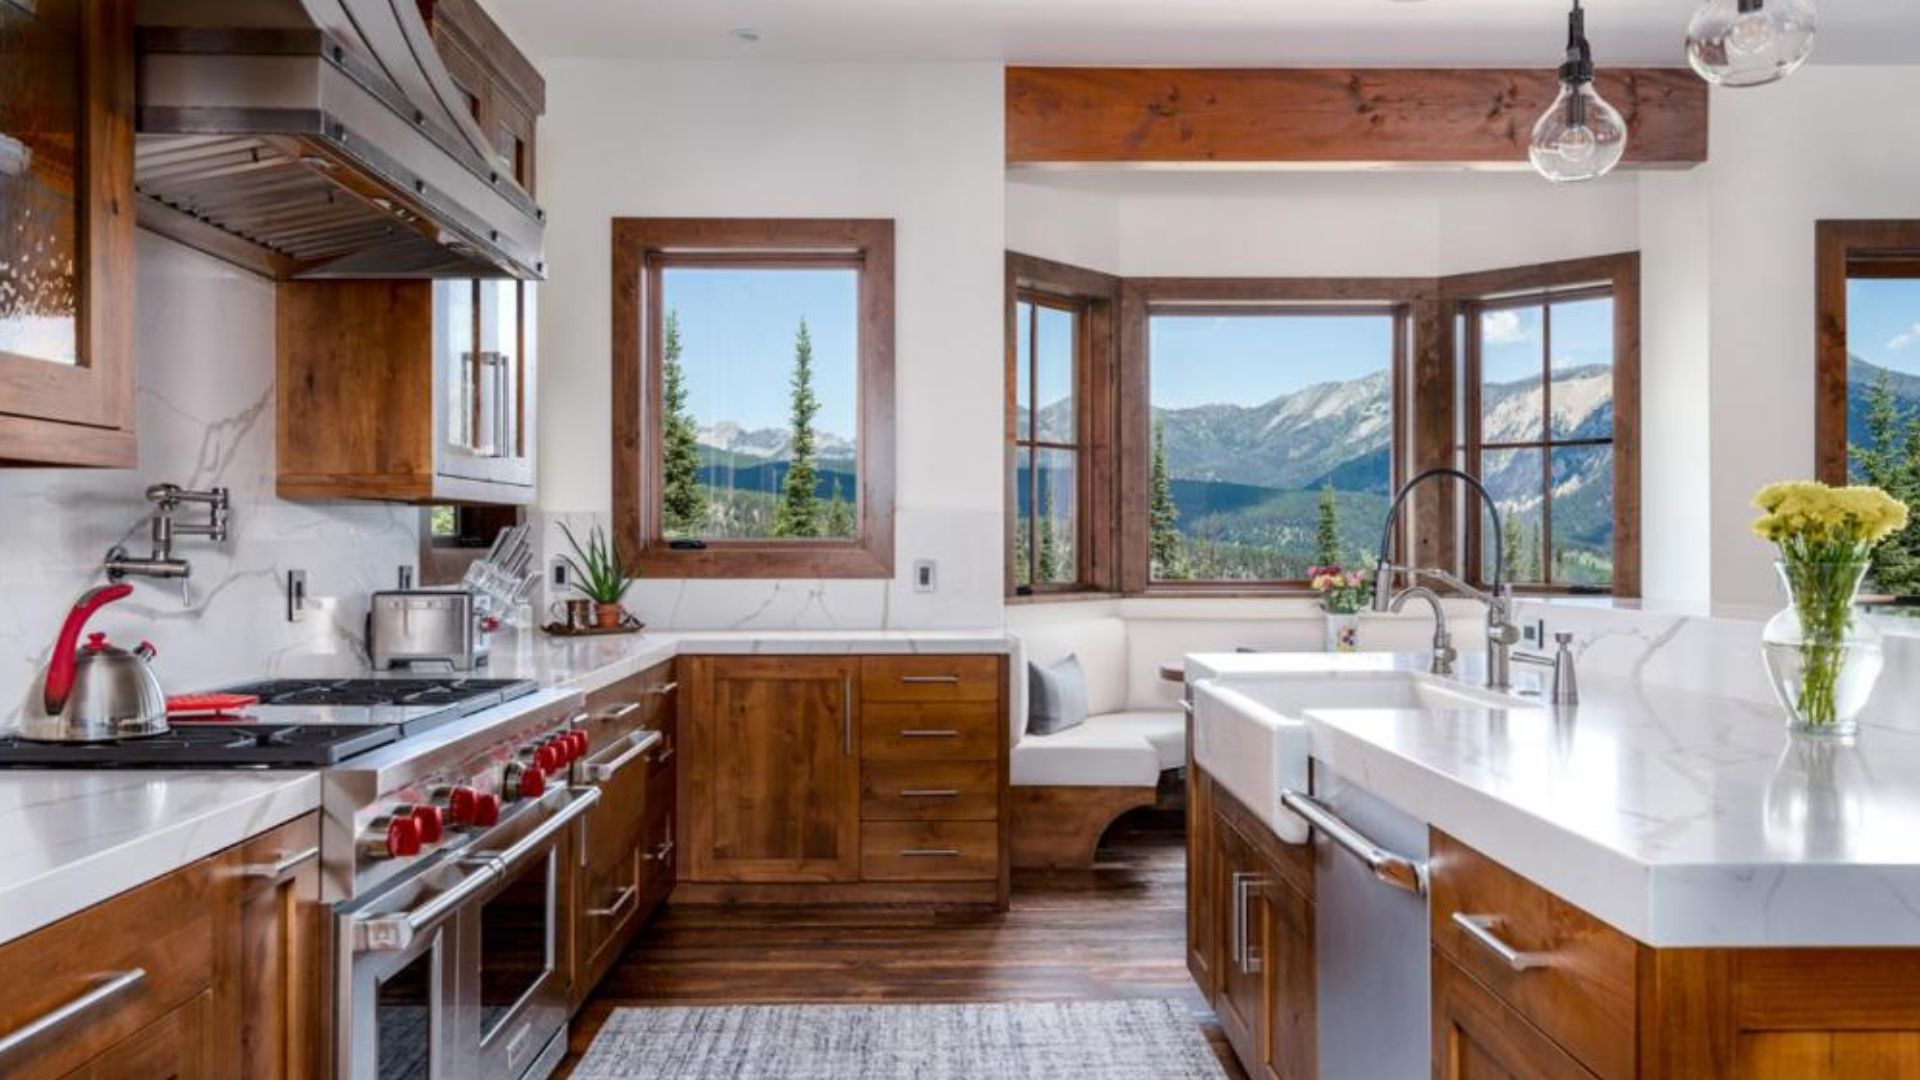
[{"left": 1010, "top": 709, "right": 1185, "bottom": 788}]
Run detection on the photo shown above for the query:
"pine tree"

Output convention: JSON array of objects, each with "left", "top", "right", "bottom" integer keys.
[
  {"left": 1036, "top": 483, "right": 1060, "bottom": 583},
  {"left": 1500, "top": 513, "right": 1526, "bottom": 582},
  {"left": 1149, "top": 419, "right": 1187, "bottom": 579},
  {"left": 772, "top": 318, "right": 821, "bottom": 538},
  {"left": 825, "top": 477, "right": 856, "bottom": 539},
  {"left": 1315, "top": 481, "right": 1342, "bottom": 568},
  {"left": 660, "top": 310, "right": 708, "bottom": 535},
  {"left": 1853, "top": 370, "right": 1920, "bottom": 595}
]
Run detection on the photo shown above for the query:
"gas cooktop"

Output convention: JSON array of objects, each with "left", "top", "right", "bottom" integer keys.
[
  {"left": 228, "top": 677, "right": 535, "bottom": 710},
  {"left": 0, "top": 723, "right": 398, "bottom": 767}
]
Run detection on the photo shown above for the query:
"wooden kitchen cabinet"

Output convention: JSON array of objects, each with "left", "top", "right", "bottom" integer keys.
[
  {"left": 276, "top": 277, "right": 537, "bottom": 505},
  {"left": 679, "top": 654, "right": 1009, "bottom": 905},
  {"left": 0, "top": 0, "right": 137, "bottom": 468},
  {"left": 571, "top": 660, "right": 678, "bottom": 1009},
  {"left": 0, "top": 812, "right": 320, "bottom": 1080},
  {"left": 415, "top": 0, "right": 545, "bottom": 196},
  {"left": 1434, "top": 955, "right": 1601, "bottom": 1080}
]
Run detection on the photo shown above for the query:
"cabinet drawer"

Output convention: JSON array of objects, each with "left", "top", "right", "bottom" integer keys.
[
  {"left": 861, "top": 656, "right": 1000, "bottom": 704},
  {"left": 638, "top": 785, "right": 676, "bottom": 911},
  {"left": 1434, "top": 955, "right": 1601, "bottom": 1080},
  {"left": 1429, "top": 832, "right": 1637, "bottom": 1080},
  {"left": 862, "top": 761, "right": 999, "bottom": 821},
  {"left": 861, "top": 703, "right": 1001, "bottom": 762},
  {"left": 0, "top": 861, "right": 215, "bottom": 1080},
  {"left": 63, "top": 990, "right": 213, "bottom": 1080},
  {"left": 861, "top": 822, "right": 999, "bottom": 881},
  {"left": 577, "top": 846, "right": 642, "bottom": 978},
  {"left": 582, "top": 661, "right": 678, "bottom": 751}
]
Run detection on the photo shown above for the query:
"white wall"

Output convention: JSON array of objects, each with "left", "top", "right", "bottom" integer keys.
[
  {"left": 534, "top": 61, "right": 1006, "bottom": 629},
  {"left": 0, "top": 235, "right": 419, "bottom": 725},
  {"left": 1696, "top": 67, "right": 1920, "bottom": 605}
]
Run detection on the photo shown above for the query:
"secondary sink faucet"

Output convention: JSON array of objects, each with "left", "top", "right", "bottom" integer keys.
[
  {"left": 1390, "top": 586, "right": 1456, "bottom": 675},
  {"left": 1372, "top": 467, "right": 1522, "bottom": 690}
]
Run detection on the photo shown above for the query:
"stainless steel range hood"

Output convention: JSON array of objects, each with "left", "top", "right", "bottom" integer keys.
[{"left": 133, "top": 0, "right": 543, "bottom": 280}]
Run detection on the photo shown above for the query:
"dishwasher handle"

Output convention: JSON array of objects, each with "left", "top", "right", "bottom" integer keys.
[{"left": 1280, "top": 790, "right": 1427, "bottom": 896}]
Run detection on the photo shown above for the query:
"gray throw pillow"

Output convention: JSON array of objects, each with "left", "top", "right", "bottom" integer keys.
[{"left": 1028, "top": 654, "right": 1089, "bottom": 737}]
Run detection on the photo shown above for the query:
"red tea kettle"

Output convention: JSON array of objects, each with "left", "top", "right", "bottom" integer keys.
[{"left": 22, "top": 584, "right": 170, "bottom": 743}]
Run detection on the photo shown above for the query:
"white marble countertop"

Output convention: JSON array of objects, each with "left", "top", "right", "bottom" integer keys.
[
  {"left": 0, "top": 628, "right": 1007, "bottom": 945},
  {"left": 1187, "top": 651, "right": 1920, "bottom": 948},
  {"left": 0, "top": 770, "right": 320, "bottom": 946}
]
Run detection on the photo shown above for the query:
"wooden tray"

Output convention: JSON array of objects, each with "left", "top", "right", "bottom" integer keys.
[{"left": 542, "top": 615, "right": 646, "bottom": 638}]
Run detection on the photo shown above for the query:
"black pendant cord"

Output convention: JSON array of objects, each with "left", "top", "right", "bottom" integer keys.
[
  {"left": 1560, "top": 0, "right": 1594, "bottom": 125},
  {"left": 1738, "top": 0, "right": 1766, "bottom": 13}
]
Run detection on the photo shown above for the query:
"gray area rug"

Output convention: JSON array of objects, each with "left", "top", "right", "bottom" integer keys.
[{"left": 571, "top": 999, "right": 1229, "bottom": 1079}]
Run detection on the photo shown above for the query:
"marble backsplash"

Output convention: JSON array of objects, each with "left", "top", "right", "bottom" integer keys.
[{"left": 0, "top": 235, "right": 420, "bottom": 727}]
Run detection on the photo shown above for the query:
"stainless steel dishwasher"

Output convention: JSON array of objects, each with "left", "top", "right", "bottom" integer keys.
[{"left": 1288, "top": 763, "right": 1431, "bottom": 1080}]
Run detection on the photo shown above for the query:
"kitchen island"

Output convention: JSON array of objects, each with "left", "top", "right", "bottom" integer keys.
[{"left": 1186, "top": 649, "right": 1920, "bottom": 1080}]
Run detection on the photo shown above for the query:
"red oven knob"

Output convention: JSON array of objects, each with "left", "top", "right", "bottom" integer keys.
[
  {"left": 409, "top": 804, "right": 444, "bottom": 844},
  {"left": 472, "top": 792, "right": 500, "bottom": 827},
  {"left": 445, "top": 786, "right": 479, "bottom": 825},
  {"left": 535, "top": 742, "right": 564, "bottom": 773},
  {"left": 385, "top": 815, "right": 422, "bottom": 858},
  {"left": 519, "top": 764, "right": 547, "bottom": 799},
  {"left": 568, "top": 731, "right": 591, "bottom": 760}
]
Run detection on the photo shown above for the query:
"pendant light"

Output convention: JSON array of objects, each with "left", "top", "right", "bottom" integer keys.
[
  {"left": 1686, "top": 0, "right": 1816, "bottom": 87},
  {"left": 1529, "top": 0, "right": 1627, "bottom": 184}
]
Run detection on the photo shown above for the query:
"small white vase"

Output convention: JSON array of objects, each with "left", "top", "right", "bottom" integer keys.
[{"left": 1324, "top": 612, "right": 1360, "bottom": 654}]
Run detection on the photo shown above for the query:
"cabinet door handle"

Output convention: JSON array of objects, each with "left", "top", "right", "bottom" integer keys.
[
  {"left": 599, "top": 703, "right": 641, "bottom": 722},
  {"left": 842, "top": 674, "right": 854, "bottom": 757},
  {"left": 645, "top": 681, "right": 679, "bottom": 696},
  {"left": 899, "top": 729, "right": 958, "bottom": 739},
  {"left": 242, "top": 845, "right": 320, "bottom": 882},
  {"left": 900, "top": 848, "right": 961, "bottom": 858},
  {"left": 900, "top": 675, "right": 961, "bottom": 685},
  {"left": 899, "top": 789, "right": 959, "bottom": 799},
  {"left": 645, "top": 837, "right": 675, "bottom": 864},
  {"left": 1451, "top": 913, "right": 1551, "bottom": 971},
  {"left": 0, "top": 969, "right": 146, "bottom": 1060},
  {"left": 648, "top": 739, "right": 675, "bottom": 767},
  {"left": 587, "top": 884, "right": 638, "bottom": 920},
  {"left": 1231, "top": 871, "right": 1265, "bottom": 975}
]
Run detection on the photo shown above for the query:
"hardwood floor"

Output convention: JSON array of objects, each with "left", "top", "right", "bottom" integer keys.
[{"left": 562, "top": 808, "right": 1243, "bottom": 1077}]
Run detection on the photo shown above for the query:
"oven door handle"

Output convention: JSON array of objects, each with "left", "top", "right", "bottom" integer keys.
[{"left": 348, "top": 787, "right": 602, "bottom": 953}]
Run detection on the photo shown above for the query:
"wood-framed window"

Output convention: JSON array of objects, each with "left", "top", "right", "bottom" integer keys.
[
  {"left": 612, "top": 218, "right": 895, "bottom": 578},
  {"left": 1815, "top": 220, "right": 1920, "bottom": 600},
  {"left": 1118, "top": 279, "right": 1421, "bottom": 593},
  {"left": 1448, "top": 253, "right": 1640, "bottom": 597},
  {"left": 1005, "top": 253, "right": 1119, "bottom": 597}
]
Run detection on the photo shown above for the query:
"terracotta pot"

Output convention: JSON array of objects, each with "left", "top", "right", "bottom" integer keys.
[{"left": 593, "top": 602, "right": 625, "bottom": 629}]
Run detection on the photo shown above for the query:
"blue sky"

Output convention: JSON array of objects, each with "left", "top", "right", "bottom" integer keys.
[
  {"left": 1848, "top": 278, "right": 1920, "bottom": 375},
  {"left": 663, "top": 267, "right": 859, "bottom": 437},
  {"left": 1479, "top": 296, "right": 1613, "bottom": 388},
  {"left": 1147, "top": 312, "right": 1395, "bottom": 409}
]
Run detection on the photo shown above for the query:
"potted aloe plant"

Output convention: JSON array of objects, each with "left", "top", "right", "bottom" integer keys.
[{"left": 559, "top": 522, "right": 634, "bottom": 630}]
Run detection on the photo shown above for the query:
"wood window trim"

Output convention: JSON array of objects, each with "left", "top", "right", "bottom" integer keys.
[
  {"left": 612, "top": 218, "right": 896, "bottom": 579},
  {"left": 1118, "top": 277, "right": 1426, "bottom": 596},
  {"left": 1445, "top": 251, "right": 1642, "bottom": 599},
  {"left": 1006, "top": 252, "right": 1121, "bottom": 597},
  {"left": 1815, "top": 221, "right": 1920, "bottom": 486}
]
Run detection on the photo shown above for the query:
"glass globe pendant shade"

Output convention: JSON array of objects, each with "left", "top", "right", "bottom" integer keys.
[
  {"left": 1529, "top": 81, "right": 1627, "bottom": 183},
  {"left": 1687, "top": 0, "right": 1817, "bottom": 87}
]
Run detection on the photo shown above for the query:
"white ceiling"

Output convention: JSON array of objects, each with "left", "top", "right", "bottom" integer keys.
[{"left": 483, "top": 0, "right": 1920, "bottom": 67}]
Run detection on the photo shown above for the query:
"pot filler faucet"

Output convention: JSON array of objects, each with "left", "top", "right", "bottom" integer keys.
[
  {"left": 105, "top": 484, "right": 231, "bottom": 592},
  {"left": 1372, "top": 467, "right": 1521, "bottom": 689}
]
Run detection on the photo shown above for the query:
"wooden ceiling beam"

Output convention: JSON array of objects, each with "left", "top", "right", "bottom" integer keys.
[{"left": 1006, "top": 66, "right": 1707, "bottom": 169}]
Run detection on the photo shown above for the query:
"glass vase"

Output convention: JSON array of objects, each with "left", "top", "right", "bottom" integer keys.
[
  {"left": 1324, "top": 612, "right": 1360, "bottom": 654},
  {"left": 1761, "top": 559, "right": 1883, "bottom": 739}
]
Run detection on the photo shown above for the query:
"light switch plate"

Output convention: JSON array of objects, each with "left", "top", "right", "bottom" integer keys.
[
  {"left": 913, "top": 559, "right": 937, "bottom": 593},
  {"left": 286, "top": 569, "right": 307, "bottom": 623}
]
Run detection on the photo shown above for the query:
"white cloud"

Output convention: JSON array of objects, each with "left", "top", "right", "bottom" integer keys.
[
  {"left": 1887, "top": 322, "right": 1920, "bottom": 350},
  {"left": 1482, "top": 309, "right": 1534, "bottom": 346}
]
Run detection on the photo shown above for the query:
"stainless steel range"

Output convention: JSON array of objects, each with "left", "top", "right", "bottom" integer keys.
[{"left": 323, "top": 686, "right": 596, "bottom": 1080}]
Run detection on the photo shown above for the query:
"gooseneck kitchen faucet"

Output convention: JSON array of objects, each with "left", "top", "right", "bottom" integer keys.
[{"left": 1372, "top": 467, "right": 1522, "bottom": 690}]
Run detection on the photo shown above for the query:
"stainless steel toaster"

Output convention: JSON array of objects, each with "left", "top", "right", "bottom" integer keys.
[{"left": 368, "top": 588, "right": 493, "bottom": 671}]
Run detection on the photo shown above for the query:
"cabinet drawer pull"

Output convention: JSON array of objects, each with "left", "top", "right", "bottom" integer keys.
[
  {"left": 842, "top": 674, "right": 854, "bottom": 757},
  {"left": 0, "top": 969, "right": 146, "bottom": 1060},
  {"left": 649, "top": 740, "right": 675, "bottom": 766},
  {"left": 900, "top": 675, "right": 961, "bottom": 685},
  {"left": 1230, "top": 871, "right": 1265, "bottom": 975},
  {"left": 587, "top": 884, "right": 638, "bottom": 920},
  {"left": 899, "top": 729, "right": 959, "bottom": 739},
  {"left": 600, "top": 703, "right": 641, "bottom": 721},
  {"left": 645, "top": 681, "right": 679, "bottom": 696},
  {"left": 899, "top": 847, "right": 961, "bottom": 857},
  {"left": 899, "top": 789, "right": 959, "bottom": 799},
  {"left": 579, "top": 730, "right": 661, "bottom": 783},
  {"left": 566, "top": 710, "right": 591, "bottom": 727},
  {"left": 1452, "top": 913, "right": 1551, "bottom": 972},
  {"left": 243, "top": 845, "right": 321, "bottom": 881},
  {"left": 645, "top": 837, "right": 675, "bottom": 863}
]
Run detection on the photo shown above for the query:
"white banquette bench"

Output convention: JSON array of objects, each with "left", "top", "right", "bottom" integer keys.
[{"left": 1004, "top": 600, "right": 1486, "bottom": 867}]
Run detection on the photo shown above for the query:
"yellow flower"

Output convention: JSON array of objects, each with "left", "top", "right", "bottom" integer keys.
[{"left": 1750, "top": 480, "right": 1911, "bottom": 550}]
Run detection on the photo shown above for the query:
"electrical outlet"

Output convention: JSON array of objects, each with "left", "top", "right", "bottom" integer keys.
[
  {"left": 550, "top": 556, "right": 571, "bottom": 590},
  {"left": 913, "top": 559, "right": 938, "bottom": 593},
  {"left": 286, "top": 569, "right": 308, "bottom": 623}
]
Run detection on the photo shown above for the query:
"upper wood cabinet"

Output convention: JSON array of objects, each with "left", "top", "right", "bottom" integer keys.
[
  {"left": 416, "top": 0, "right": 545, "bottom": 196},
  {"left": 0, "top": 0, "right": 136, "bottom": 468},
  {"left": 277, "top": 278, "right": 536, "bottom": 505},
  {"left": 682, "top": 656, "right": 864, "bottom": 884}
]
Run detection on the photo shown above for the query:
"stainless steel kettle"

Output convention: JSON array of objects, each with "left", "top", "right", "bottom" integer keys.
[{"left": 21, "top": 584, "right": 170, "bottom": 742}]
